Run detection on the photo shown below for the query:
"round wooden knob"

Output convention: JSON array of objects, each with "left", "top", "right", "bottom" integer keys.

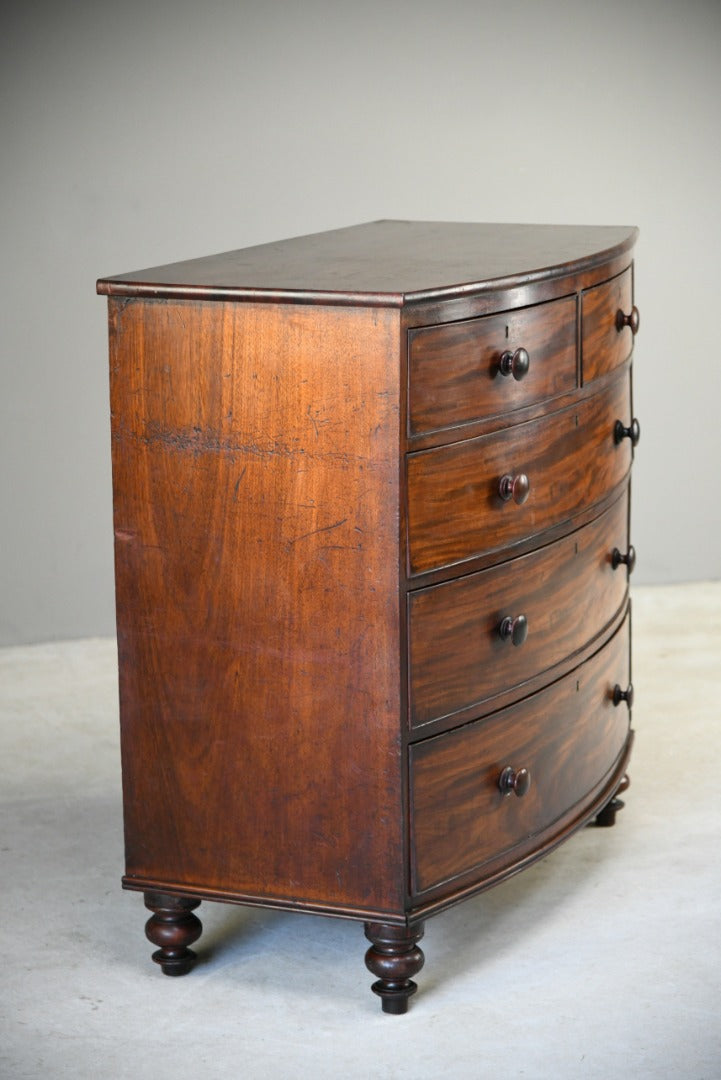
[
  {"left": 614, "top": 418, "right": 640, "bottom": 447},
  {"left": 498, "top": 347, "right": 530, "bottom": 381},
  {"left": 616, "top": 306, "right": 640, "bottom": 335},
  {"left": 498, "top": 473, "right": 530, "bottom": 504},
  {"left": 612, "top": 545, "right": 636, "bottom": 573},
  {"left": 498, "top": 765, "right": 531, "bottom": 798},
  {"left": 499, "top": 614, "right": 528, "bottom": 646},
  {"left": 613, "top": 683, "right": 634, "bottom": 708}
]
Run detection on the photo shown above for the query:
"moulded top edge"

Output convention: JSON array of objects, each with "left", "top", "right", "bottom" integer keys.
[{"left": 96, "top": 220, "right": 639, "bottom": 307}]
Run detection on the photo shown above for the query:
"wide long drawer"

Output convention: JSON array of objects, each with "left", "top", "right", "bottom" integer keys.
[
  {"left": 408, "top": 295, "right": 576, "bottom": 436},
  {"left": 406, "top": 370, "right": 632, "bottom": 575},
  {"left": 408, "top": 490, "right": 630, "bottom": 729},
  {"left": 410, "top": 615, "right": 631, "bottom": 895}
]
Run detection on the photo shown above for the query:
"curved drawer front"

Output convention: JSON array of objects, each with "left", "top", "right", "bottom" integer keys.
[
  {"left": 582, "top": 266, "right": 634, "bottom": 383},
  {"left": 410, "top": 616, "right": 631, "bottom": 896},
  {"left": 408, "top": 491, "right": 629, "bottom": 729},
  {"left": 408, "top": 295, "right": 576, "bottom": 436},
  {"left": 407, "top": 370, "right": 632, "bottom": 575}
]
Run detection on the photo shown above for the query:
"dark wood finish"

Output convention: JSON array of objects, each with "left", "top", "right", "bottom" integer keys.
[
  {"left": 364, "top": 923, "right": 425, "bottom": 1014},
  {"left": 614, "top": 417, "right": 641, "bottom": 447},
  {"left": 582, "top": 268, "right": 634, "bottom": 382},
  {"left": 407, "top": 370, "right": 632, "bottom": 575},
  {"left": 98, "top": 221, "right": 638, "bottom": 308},
  {"left": 99, "top": 221, "right": 639, "bottom": 1013},
  {"left": 498, "top": 472, "right": 530, "bottom": 504},
  {"left": 411, "top": 732, "right": 634, "bottom": 920},
  {"left": 612, "top": 544, "right": 636, "bottom": 574},
  {"left": 109, "top": 297, "right": 404, "bottom": 915},
  {"left": 594, "top": 774, "right": 631, "bottom": 827},
  {"left": 408, "top": 491, "right": 629, "bottom": 729},
  {"left": 498, "top": 614, "right": 529, "bottom": 646},
  {"left": 613, "top": 683, "right": 634, "bottom": 708},
  {"left": 144, "top": 892, "right": 202, "bottom": 975},
  {"left": 499, "top": 346, "right": 531, "bottom": 381},
  {"left": 498, "top": 765, "right": 532, "bottom": 798},
  {"left": 408, "top": 295, "right": 576, "bottom": 435},
  {"left": 410, "top": 617, "right": 631, "bottom": 895},
  {"left": 617, "top": 306, "right": 640, "bottom": 335}
]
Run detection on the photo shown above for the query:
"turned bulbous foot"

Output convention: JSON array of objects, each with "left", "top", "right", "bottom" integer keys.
[
  {"left": 364, "top": 922, "right": 425, "bottom": 1014},
  {"left": 594, "top": 774, "right": 631, "bottom": 827},
  {"left": 144, "top": 892, "right": 202, "bottom": 975}
]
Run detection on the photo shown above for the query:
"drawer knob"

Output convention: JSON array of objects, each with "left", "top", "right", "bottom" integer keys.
[
  {"left": 616, "top": 305, "right": 640, "bottom": 335},
  {"left": 499, "top": 614, "right": 528, "bottom": 646},
  {"left": 612, "top": 545, "right": 636, "bottom": 573},
  {"left": 499, "top": 347, "right": 530, "bottom": 381},
  {"left": 498, "top": 473, "right": 530, "bottom": 504},
  {"left": 614, "top": 418, "right": 640, "bottom": 447},
  {"left": 613, "top": 683, "right": 634, "bottom": 708},
  {"left": 498, "top": 765, "right": 531, "bottom": 798}
]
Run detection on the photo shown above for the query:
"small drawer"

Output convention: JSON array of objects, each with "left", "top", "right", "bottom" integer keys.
[
  {"left": 410, "top": 616, "right": 631, "bottom": 895},
  {"left": 408, "top": 296, "right": 576, "bottom": 436},
  {"left": 582, "top": 267, "right": 636, "bottom": 382},
  {"left": 406, "top": 370, "right": 632, "bottom": 575},
  {"left": 408, "top": 491, "right": 629, "bottom": 729}
]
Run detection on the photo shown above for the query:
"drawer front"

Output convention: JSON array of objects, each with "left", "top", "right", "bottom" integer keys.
[
  {"left": 407, "top": 371, "right": 632, "bottom": 575},
  {"left": 582, "top": 267, "right": 634, "bottom": 382},
  {"left": 409, "top": 491, "right": 629, "bottom": 728},
  {"left": 408, "top": 296, "right": 576, "bottom": 436},
  {"left": 410, "top": 617, "right": 631, "bottom": 895}
]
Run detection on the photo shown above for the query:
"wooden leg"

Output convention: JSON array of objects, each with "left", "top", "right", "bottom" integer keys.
[
  {"left": 364, "top": 922, "right": 425, "bottom": 1014},
  {"left": 594, "top": 774, "right": 631, "bottom": 827},
  {"left": 144, "top": 892, "right": 202, "bottom": 975}
]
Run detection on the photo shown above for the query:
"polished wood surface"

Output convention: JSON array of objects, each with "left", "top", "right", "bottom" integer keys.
[
  {"left": 109, "top": 297, "right": 404, "bottom": 914},
  {"left": 364, "top": 923, "right": 426, "bottom": 1015},
  {"left": 582, "top": 267, "right": 634, "bottom": 382},
  {"left": 410, "top": 616, "right": 631, "bottom": 895},
  {"left": 100, "top": 221, "right": 638, "bottom": 1012},
  {"left": 408, "top": 294, "right": 576, "bottom": 436},
  {"left": 407, "top": 369, "right": 632, "bottom": 575},
  {"left": 98, "top": 220, "right": 638, "bottom": 307},
  {"left": 408, "top": 491, "right": 629, "bottom": 728},
  {"left": 144, "top": 892, "right": 202, "bottom": 976}
]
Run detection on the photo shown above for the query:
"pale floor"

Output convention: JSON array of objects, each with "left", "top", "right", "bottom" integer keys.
[{"left": 1, "top": 583, "right": 720, "bottom": 1080}]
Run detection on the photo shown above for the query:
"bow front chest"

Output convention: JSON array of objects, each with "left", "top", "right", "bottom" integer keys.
[{"left": 98, "top": 220, "right": 639, "bottom": 1012}]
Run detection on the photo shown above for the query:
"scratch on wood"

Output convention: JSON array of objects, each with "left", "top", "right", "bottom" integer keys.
[
  {"left": 287, "top": 519, "right": 347, "bottom": 547},
  {"left": 121, "top": 420, "right": 379, "bottom": 468},
  {"left": 233, "top": 467, "right": 247, "bottom": 500}
]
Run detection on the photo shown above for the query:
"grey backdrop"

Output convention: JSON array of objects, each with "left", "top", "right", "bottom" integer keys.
[{"left": 2, "top": 0, "right": 720, "bottom": 646}]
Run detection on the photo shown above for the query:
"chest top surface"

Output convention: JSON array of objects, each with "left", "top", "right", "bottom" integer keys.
[{"left": 97, "top": 220, "right": 637, "bottom": 307}]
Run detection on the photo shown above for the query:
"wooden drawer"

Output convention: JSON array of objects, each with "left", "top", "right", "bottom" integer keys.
[
  {"left": 408, "top": 491, "right": 629, "bottom": 729},
  {"left": 407, "top": 371, "right": 632, "bottom": 575},
  {"left": 582, "top": 266, "right": 635, "bottom": 382},
  {"left": 408, "top": 296, "right": 577, "bottom": 436},
  {"left": 410, "top": 616, "right": 631, "bottom": 895}
]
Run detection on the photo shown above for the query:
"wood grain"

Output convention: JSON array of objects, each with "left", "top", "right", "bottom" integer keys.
[
  {"left": 98, "top": 221, "right": 638, "bottom": 308},
  {"left": 582, "top": 267, "right": 634, "bottom": 382},
  {"left": 408, "top": 295, "right": 576, "bottom": 436},
  {"left": 109, "top": 296, "right": 404, "bottom": 914},
  {"left": 408, "top": 490, "right": 629, "bottom": 727},
  {"left": 410, "top": 615, "right": 631, "bottom": 894},
  {"left": 406, "top": 370, "right": 632, "bottom": 575}
]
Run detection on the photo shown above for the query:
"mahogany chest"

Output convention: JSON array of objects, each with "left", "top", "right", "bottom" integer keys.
[{"left": 98, "top": 221, "right": 639, "bottom": 1012}]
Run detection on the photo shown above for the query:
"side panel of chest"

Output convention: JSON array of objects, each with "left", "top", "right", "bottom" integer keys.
[{"left": 109, "top": 298, "right": 404, "bottom": 915}]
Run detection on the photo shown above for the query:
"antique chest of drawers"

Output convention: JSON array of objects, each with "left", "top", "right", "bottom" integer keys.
[{"left": 97, "top": 221, "right": 640, "bottom": 1013}]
